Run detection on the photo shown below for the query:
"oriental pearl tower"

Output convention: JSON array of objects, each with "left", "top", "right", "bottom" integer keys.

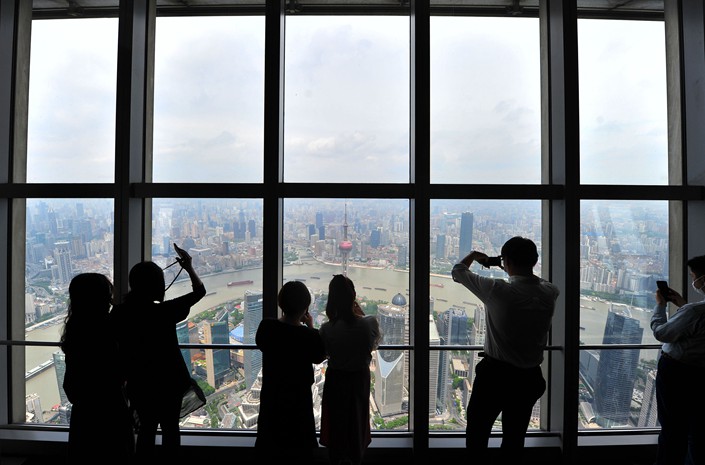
[{"left": 339, "top": 202, "right": 353, "bottom": 277}]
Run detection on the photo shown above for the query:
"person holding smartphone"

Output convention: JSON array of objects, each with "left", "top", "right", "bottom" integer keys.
[
  {"left": 651, "top": 255, "right": 705, "bottom": 465},
  {"left": 318, "top": 274, "right": 381, "bottom": 465},
  {"left": 452, "top": 236, "right": 559, "bottom": 465},
  {"left": 255, "top": 280, "right": 326, "bottom": 465}
]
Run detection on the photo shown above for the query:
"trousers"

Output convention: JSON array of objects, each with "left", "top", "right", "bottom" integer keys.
[{"left": 466, "top": 355, "right": 546, "bottom": 465}]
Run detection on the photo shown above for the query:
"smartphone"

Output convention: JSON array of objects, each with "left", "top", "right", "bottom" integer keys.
[
  {"left": 484, "top": 256, "right": 502, "bottom": 267},
  {"left": 656, "top": 280, "right": 671, "bottom": 301}
]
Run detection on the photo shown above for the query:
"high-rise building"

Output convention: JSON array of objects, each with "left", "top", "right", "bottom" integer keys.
[
  {"left": 53, "top": 241, "right": 72, "bottom": 285},
  {"left": 243, "top": 290, "right": 263, "bottom": 389},
  {"left": 470, "top": 305, "right": 487, "bottom": 387},
  {"left": 315, "top": 211, "right": 323, "bottom": 230},
  {"left": 429, "top": 314, "right": 441, "bottom": 414},
  {"left": 370, "top": 228, "right": 381, "bottom": 248},
  {"left": 176, "top": 319, "right": 193, "bottom": 374},
  {"left": 439, "top": 308, "right": 469, "bottom": 346},
  {"left": 52, "top": 351, "right": 68, "bottom": 406},
  {"left": 374, "top": 293, "right": 409, "bottom": 417},
  {"left": 436, "top": 234, "right": 446, "bottom": 259},
  {"left": 204, "top": 312, "right": 231, "bottom": 389},
  {"left": 26, "top": 393, "right": 43, "bottom": 423},
  {"left": 458, "top": 212, "right": 474, "bottom": 259},
  {"left": 637, "top": 369, "right": 658, "bottom": 427},
  {"left": 593, "top": 310, "right": 643, "bottom": 427},
  {"left": 397, "top": 244, "right": 407, "bottom": 268}
]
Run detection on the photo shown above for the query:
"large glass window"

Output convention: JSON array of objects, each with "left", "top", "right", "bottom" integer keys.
[
  {"left": 8, "top": 1, "right": 696, "bottom": 459},
  {"left": 283, "top": 198, "right": 411, "bottom": 431},
  {"left": 153, "top": 17, "right": 266, "bottom": 183},
  {"left": 578, "top": 200, "right": 667, "bottom": 429},
  {"left": 284, "top": 17, "right": 410, "bottom": 183},
  {"left": 24, "top": 199, "right": 114, "bottom": 425},
  {"left": 27, "top": 19, "right": 118, "bottom": 183},
  {"left": 429, "top": 200, "right": 544, "bottom": 431},
  {"left": 578, "top": 20, "right": 668, "bottom": 185},
  {"left": 430, "top": 17, "right": 541, "bottom": 184}
]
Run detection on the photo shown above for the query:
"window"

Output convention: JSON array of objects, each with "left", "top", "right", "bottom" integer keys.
[
  {"left": 7, "top": 1, "right": 700, "bottom": 461},
  {"left": 153, "top": 17, "right": 266, "bottom": 183},
  {"left": 27, "top": 19, "right": 118, "bottom": 183}
]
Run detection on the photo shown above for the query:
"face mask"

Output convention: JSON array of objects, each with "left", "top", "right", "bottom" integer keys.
[{"left": 692, "top": 275, "right": 705, "bottom": 296}]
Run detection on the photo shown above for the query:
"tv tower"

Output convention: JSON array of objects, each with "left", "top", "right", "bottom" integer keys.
[{"left": 339, "top": 202, "right": 353, "bottom": 276}]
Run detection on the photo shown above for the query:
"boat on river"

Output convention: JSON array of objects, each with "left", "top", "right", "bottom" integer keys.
[{"left": 227, "top": 280, "right": 254, "bottom": 287}]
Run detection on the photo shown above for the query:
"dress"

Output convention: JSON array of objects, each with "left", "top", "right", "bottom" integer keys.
[
  {"left": 63, "top": 317, "right": 134, "bottom": 465},
  {"left": 319, "top": 315, "right": 381, "bottom": 463},
  {"left": 255, "top": 318, "right": 326, "bottom": 462},
  {"left": 110, "top": 283, "right": 206, "bottom": 460},
  {"left": 451, "top": 263, "right": 558, "bottom": 463},
  {"left": 651, "top": 298, "right": 705, "bottom": 465}
]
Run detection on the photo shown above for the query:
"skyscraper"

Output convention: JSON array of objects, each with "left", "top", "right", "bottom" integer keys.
[
  {"left": 315, "top": 211, "right": 323, "bottom": 230},
  {"left": 243, "top": 290, "right": 263, "bottom": 389},
  {"left": 52, "top": 351, "right": 68, "bottom": 406},
  {"left": 53, "top": 241, "right": 72, "bottom": 285},
  {"left": 204, "top": 312, "right": 231, "bottom": 389},
  {"left": 374, "top": 293, "right": 408, "bottom": 417},
  {"left": 470, "top": 305, "right": 486, "bottom": 387},
  {"left": 593, "top": 310, "right": 643, "bottom": 427},
  {"left": 637, "top": 369, "right": 658, "bottom": 427},
  {"left": 429, "top": 314, "right": 441, "bottom": 414},
  {"left": 458, "top": 212, "right": 474, "bottom": 259},
  {"left": 177, "top": 319, "right": 193, "bottom": 375},
  {"left": 436, "top": 234, "right": 446, "bottom": 259}
]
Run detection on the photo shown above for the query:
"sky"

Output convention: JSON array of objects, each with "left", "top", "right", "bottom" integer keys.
[{"left": 25, "top": 14, "right": 668, "bottom": 185}]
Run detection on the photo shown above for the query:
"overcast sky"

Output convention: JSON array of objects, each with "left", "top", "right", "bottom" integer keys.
[{"left": 26, "top": 15, "right": 667, "bottom": 185}]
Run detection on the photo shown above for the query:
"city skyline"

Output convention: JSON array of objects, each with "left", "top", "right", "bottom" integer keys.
[{"left": 22, "top": 197, "right": 668, "bottom": 432}]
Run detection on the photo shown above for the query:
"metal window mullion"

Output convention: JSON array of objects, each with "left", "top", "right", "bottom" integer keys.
[
  {"left": 411, "top": 0, "right": 430, "bottom": 456},
  {"left": 680, "top": 0, "right": 705, "bottom": 298},
  {"left": 114, "top": 0, "right": 154, "bottom": 298},
  {"left": 1, "top": 0, "right": 31, "bottom": 427},
  {"left": 542, "top": 0, "right": 580, "bottom": 459},
  {"left": 262, "top": 1, "right": 286, "bottom": 320}
]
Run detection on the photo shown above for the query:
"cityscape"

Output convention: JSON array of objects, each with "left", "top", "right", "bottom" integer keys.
[{"left": 23, "top": 198, "right": 668, "bottom": 432}]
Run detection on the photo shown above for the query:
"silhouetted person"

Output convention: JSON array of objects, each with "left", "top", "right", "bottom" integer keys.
[
  {"left": 110, "top": 244, "right": 205, "bottom": 465},
  {"left": 452, "top": 237, "right": 559, "bottom": 465},
  {"left": 319, "top": 274, "right": 381, "bottom": 465},
  {"left": 652, "top": 255, "right": 705, "bottom": 465},
  {"left": 61, "top": 273, "right": 134, "bottom": 465},
  {"left": 255, "top": 280, "right": 326, "bottom": 465}
]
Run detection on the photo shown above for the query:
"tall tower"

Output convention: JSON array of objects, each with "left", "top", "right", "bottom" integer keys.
[
  {"left": 459, "top": 212, "right": 474, "bottom": 259},
  {"left": 54, "top": 241, "right": 72, "bottom": 285},
  {"left": 52, "top": 351, "right": 68, "bottom": 406},
  {"left": 339, "top": 202, "right": 353, "bottom": 276},
  {"left": 374, "top": 293, "right": 408, "bottom": 417},
  {"left": 204, "top": 312, "right": 231, "bottom": 389},
  {"left": 594, "top": 311, "right": 643, "bottom": 427},
  {"left": 243, "top": 290, "right": 263, "bottom": 389}
]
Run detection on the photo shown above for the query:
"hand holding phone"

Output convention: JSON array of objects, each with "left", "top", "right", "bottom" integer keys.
[{"left": 657, "top": 280, "right": 671, "bottom": 302}]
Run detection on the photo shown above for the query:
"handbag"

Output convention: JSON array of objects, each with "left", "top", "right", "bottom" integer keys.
[{"left": 180, "top": 377, "right": 207, "bottom": 418}]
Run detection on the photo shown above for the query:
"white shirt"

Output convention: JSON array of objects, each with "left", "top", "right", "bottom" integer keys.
[{"left": 451, "top": 263, "right": 559, "bottom": 368}]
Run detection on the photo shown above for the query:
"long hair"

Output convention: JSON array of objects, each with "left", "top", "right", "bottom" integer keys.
[
  {"left": 325, "top": 274, "right": 358, "bottom": 324},
  {"left": 60, "top": 273, "right": 114, "bottom": 354}
]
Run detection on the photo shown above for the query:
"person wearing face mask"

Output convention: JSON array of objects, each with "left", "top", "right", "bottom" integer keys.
[{"left": 651, "top": 255, "right": 705, "bottom": 465}]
